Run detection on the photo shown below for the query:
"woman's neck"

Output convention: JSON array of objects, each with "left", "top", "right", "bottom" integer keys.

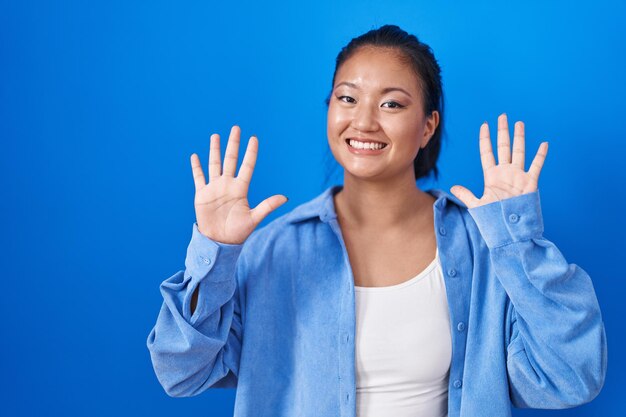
[{"left": 333, "top": 173, "right": 435, "bottom": 230}]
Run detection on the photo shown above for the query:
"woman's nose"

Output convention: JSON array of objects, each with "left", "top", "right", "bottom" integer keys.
[{"left": 351, "top": 103, "right": 379, "bottom": 132}]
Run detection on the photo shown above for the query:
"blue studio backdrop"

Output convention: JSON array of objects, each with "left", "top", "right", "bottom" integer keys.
[{"left": 1, "top": 1, "right": 624, "bottom": 416}]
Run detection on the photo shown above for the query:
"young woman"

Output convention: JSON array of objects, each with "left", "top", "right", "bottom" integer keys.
[{"left": 147, "top": 25, "right": 607, "bottom": 417}]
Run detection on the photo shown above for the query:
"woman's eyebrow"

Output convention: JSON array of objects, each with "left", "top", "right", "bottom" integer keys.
[
  {"left": 334, "top": 82, "right": 412, "bottom": 98},
  {"left": 381, "top": 87, "right": 412, "bottom": 98}
]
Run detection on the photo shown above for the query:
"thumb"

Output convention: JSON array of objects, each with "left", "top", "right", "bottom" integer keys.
[
  {"left": 251, "top": 194, "right": 288, "bottom": 225},
  {"left": 450, "top": 185, "right": 479, "bottom": 208}
]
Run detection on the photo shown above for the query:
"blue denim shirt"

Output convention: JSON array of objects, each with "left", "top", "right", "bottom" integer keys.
[{"left": 146, "top": 185, "right": 607, "bottom": 417}]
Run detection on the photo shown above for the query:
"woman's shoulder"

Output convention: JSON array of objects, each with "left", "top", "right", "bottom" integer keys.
[
  {"left": 245, "top": 185, "right": 338, "bottom": 246},
  {"left": 427, "top": 187, "right": 473, "bottom": 225},
  {"left": 427, "top": 187, "right": 468, "bottom": 210},
  {"left": 426, "top": 187, "right": 484, "bottom": 240}
]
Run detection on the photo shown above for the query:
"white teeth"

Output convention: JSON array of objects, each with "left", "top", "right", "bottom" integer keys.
[{"left": 348, "top": 139, "right": 386, "bottom": 150}]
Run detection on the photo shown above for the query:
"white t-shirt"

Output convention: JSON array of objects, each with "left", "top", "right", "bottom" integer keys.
[{"left": 354, "top": 249, "right": 451, "bottom": 417}]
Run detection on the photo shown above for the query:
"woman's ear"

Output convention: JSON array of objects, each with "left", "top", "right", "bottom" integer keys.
[{"left": 421, "top": 111, "right": 440, "bottom": 149}]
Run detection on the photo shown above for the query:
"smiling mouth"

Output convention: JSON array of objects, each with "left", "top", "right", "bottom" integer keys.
[{"left": 345, "top": 139, "right": 388, "bottom": 150}]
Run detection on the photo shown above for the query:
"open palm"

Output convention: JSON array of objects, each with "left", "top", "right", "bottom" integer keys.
[
  {"left": 450, "top": 114, "right": 549, "bottom": 209},
  {"left": 190, "top": 125, "right": 288, "bottom": 244}
]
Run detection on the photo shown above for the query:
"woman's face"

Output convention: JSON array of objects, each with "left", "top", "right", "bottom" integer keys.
[{"left": 327, "top": 46, "right": 439, "bottom": 182}]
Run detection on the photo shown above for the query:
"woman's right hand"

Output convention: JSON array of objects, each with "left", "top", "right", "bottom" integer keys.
[{"left": 190, "top": 125, "right": 288, "bottom": 245}]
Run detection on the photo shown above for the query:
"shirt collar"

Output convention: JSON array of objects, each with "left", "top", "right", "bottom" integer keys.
[{"left": 286, "top": 184, "right": 467, "bottom": 224}]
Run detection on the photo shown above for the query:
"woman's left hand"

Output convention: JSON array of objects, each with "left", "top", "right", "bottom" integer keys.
[{"left": 450, "top": 113, "right": 549, "bottom": 209}]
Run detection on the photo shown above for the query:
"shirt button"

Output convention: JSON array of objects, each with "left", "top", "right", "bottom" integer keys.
[
  {"left": 508, "top": 213, "right": 519, "bottom": 223},
  {"left": 447, "top": 268, "right": 457, "bottom": 277},
  {"left": 453, "top": 379, "right": 463, "bottom": 389},
  {"left": 439, "top": 226, "right": 447, "bottom": 235},
  {"left": 346, "top": 393, "right": 350, "bottom": 403},
  {"left": 344, "top": 333, "right": 349, "bottom": 343},
  {"left": 457, "top": 322, "right": 466, "bottom": 332},
  {"left": 201, "top": 257, "right": 211, "bottom": 265}
]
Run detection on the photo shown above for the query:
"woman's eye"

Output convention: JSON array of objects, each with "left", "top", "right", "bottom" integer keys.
[
  {"left": 382, "top": 101, "right": 404, "bottom": 109},
  {"left": 337, "top": 95, "right": 356, "bottom": 104}
]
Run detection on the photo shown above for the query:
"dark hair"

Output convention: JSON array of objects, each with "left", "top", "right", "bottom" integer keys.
[{"left": 324, "top": 24, "right": 445, "bottom": 183}]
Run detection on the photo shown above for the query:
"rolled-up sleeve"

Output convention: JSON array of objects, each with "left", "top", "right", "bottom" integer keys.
[
  {"left": 146, "top": 222, "right": 245, "bottom": 397},
  {"left": 468, "top": 190, "right": 607, "bottom": 408}
]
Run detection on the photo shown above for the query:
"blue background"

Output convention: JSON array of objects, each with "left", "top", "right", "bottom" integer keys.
[{"left": 1, "top": 0, "right": 624, "bottom": 415}]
